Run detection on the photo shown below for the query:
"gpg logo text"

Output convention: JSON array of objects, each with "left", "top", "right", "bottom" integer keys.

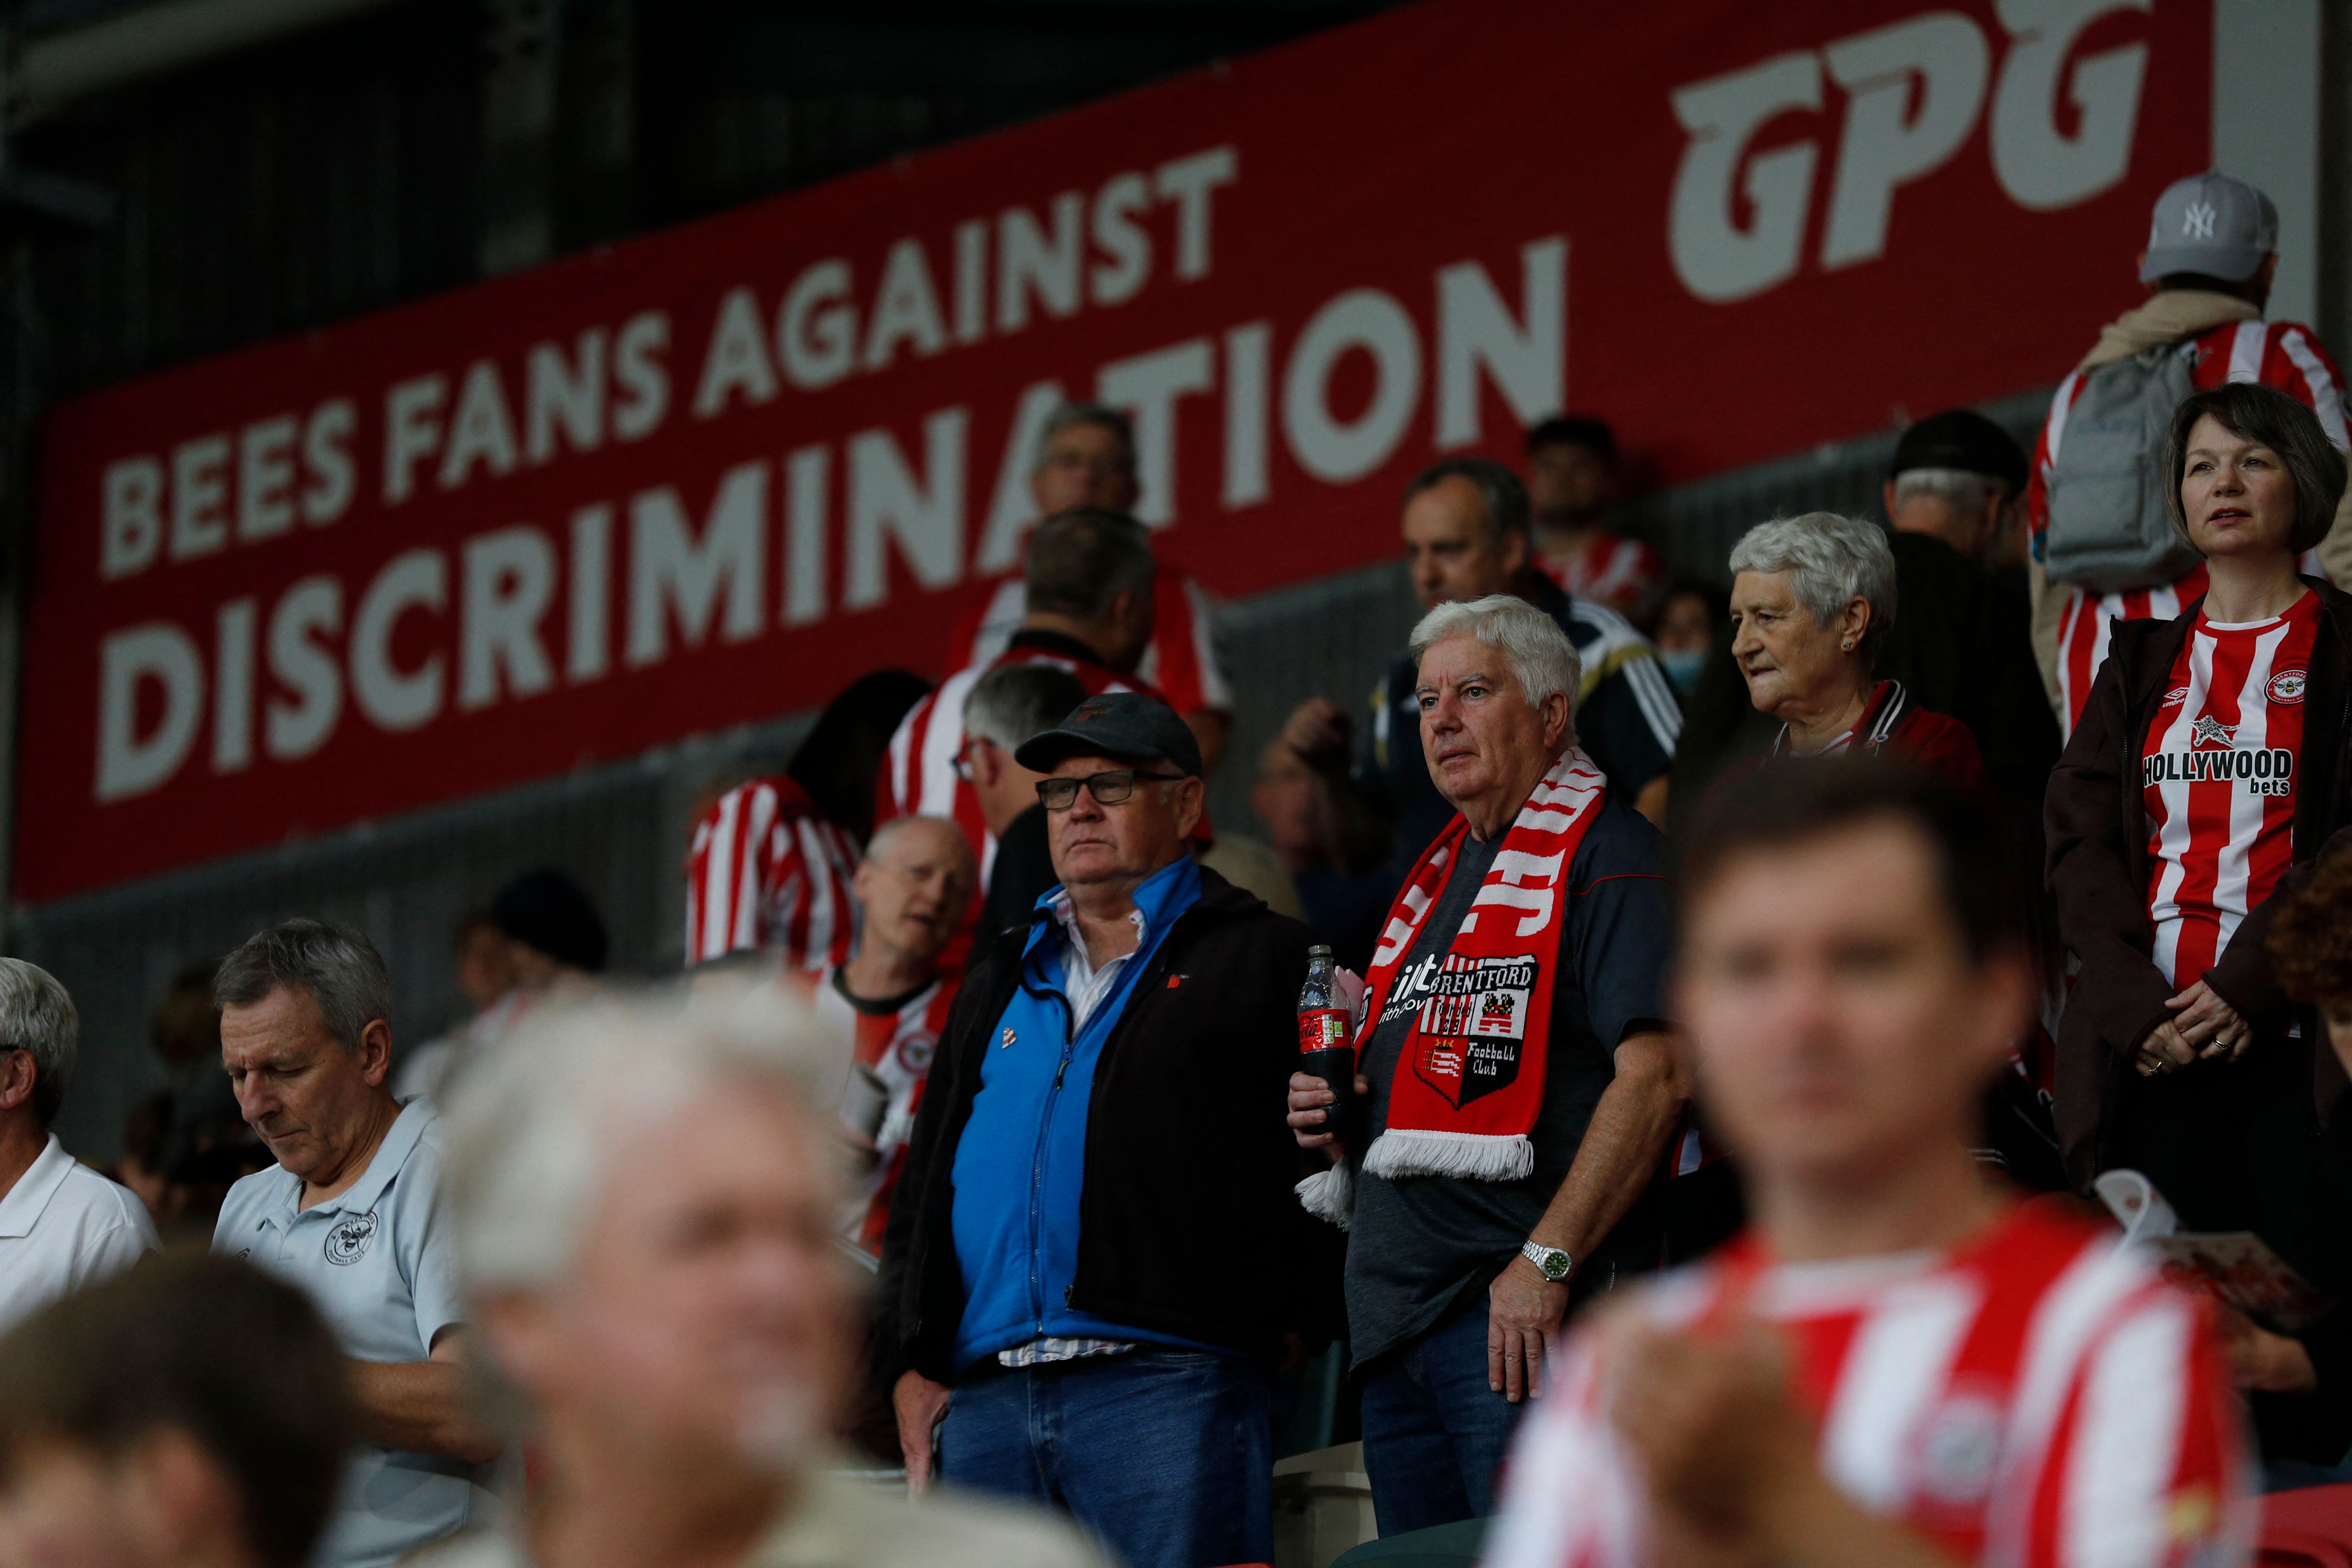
[{"left": 1670, "top": 1, "right": 2150, "bottom": 303}]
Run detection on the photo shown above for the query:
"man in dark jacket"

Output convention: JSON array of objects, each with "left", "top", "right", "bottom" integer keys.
[{"left": 879, "top": 692, "right": 1321, "bottom": 1568}]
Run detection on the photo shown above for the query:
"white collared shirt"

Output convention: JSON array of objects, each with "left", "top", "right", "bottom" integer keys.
[
  {"left": 213, "top": 1098, "right": 478, "bottom": 1568},
  {"left": 1043, "top": 892, "right": 1147, "bottom": 1033},
  {"left": 0, "top": 1132, "right": 157, "bottom": 1333}
]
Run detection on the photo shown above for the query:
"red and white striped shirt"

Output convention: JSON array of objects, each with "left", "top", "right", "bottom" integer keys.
[
  {"left": 875, "top": 632, "right": 1154, "bottom": 890},
  {"left": 949, "top": 567, "right": 1233, "bottom": 717},
  {"left": 2033, "top": 318, "right": 2347, "bottom": 735},
  {"left": 817, "top": 967, "right": 953, "bottom": 1257},
  {"left": 683, "top": 775, "right": 860, "bottom": 975},
  {"left": 2140, "top": 592, "right": 2320, "bottom": 991},
  {"left": 1537, "top": 533, "right": 1664, "bottom": 620},
  {"left": 1486, "top": 1204, "right": 2251, "bottom": 1568}
]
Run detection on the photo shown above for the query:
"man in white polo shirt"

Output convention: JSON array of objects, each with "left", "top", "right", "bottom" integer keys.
[
  {"left": 210, "top": 918, "right": 500, "bottom": 1568},
  {"left": 0, "top": 957, "right": 156, "bottom": 1332}
]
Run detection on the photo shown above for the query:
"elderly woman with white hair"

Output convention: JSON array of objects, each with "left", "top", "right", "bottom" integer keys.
[
  {"left": 1726, "top": 511, "right": 1986, "bottom": 786},
  {"left": 1286, "top": 594, "right": 1687, "bottom": 1535},
  {"left": 414, "top": 985, "right": 1105, "bottom": 1568}
]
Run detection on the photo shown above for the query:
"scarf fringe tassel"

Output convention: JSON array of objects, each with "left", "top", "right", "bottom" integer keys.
[
  {"left": 1296, "top": 1162, "right": 1355, "bottom": 1229},
  {"left": 1362, "top": 1128, "right": 1534, "bottom": 1184}
]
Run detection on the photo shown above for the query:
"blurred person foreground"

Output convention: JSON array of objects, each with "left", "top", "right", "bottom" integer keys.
[
  {"left": 425, "top": 982, "right": 1105, "bottom": 1568},
  {"left": 1486, "top": 762, "right": 2251, "bottom": 1568},
  {"left": 0, "top": 1251, "right": 354, "bottom": 1568}
]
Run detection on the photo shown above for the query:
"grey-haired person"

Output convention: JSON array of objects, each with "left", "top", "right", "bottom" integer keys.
[
  {"left": 0, "top": 956, "right": 157, "bottom": 1332},
  {"left": 209, "top": 917, "right": 500, "bottom": 1568},
  {"left": 1723, "top": 511, "right": 1986, "bottom": 789},
  {"left": 1287, "top": 595, "right": 1685, "bottom": 1536},
  {"left": 410, "top": 986, "right": 1104, "bottom": 1568},
  {"left": 881, "top": 691, "right": 1325, "bottom": 1568}
]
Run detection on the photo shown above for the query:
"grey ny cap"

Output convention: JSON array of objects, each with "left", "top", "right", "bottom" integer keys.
[
  {"left": 1013, "top": 690, "right": 1203, "bottom": 778},
  {"left": 2140, "top": 171, "right": 2277, "bottom": 285}
]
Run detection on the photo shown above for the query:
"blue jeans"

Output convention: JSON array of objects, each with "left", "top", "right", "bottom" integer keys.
[
  {"left": 939, "top": 1348, "right": 1273, "bottom": 1568},
  {"left": 1359, "top": 1296, "right": 1524, "bottom": 1535}
]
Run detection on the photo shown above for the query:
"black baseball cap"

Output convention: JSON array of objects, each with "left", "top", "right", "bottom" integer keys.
[
  {"left": 1013, "top": 691, "right": 1203, "bottom": 778},
  {"left": 1889, "top": 410, "right": 2028, "bottom": 495}
]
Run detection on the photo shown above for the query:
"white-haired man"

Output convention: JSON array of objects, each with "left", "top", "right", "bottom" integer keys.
[
  {"left": 1288, "top": 594, "right": 1688, "bottom": 1536},
  {"left": 1282, "top": 458, "right": 1682, "bottom": 878},
  {"left": 418, "top": 988, "right": 1104, "bottom": 1568},
  {"left": 0, "top": 957, "right": 156, "bottom": 1332}
]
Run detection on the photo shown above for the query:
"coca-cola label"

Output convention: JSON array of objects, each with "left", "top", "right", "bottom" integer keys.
[{"left": 1298, "top": 1008, "right": 1350, "bottom": 1053}]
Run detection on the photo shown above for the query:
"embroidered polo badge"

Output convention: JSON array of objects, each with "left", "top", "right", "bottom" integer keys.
[{"left": 325, "top": 1211, "right": 379, "bottom": 1266}]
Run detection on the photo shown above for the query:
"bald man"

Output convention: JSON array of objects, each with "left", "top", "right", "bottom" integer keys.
[{"left": 823, "top": 817, "right": 978, "bottom": 1257}]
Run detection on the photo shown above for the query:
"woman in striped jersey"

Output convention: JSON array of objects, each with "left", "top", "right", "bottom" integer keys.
[{"left": 2048, "top": 384, "right": 2352, "bottom": 1464}]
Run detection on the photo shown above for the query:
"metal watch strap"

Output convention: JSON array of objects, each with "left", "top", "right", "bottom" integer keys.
[{"left": 1521, "top": 1240, "right": 1573, "bottom": 1282}]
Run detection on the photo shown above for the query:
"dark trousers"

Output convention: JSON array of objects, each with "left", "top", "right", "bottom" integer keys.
[
  {"left": 938, "top": 1348, "right": 1272, "bottom": 1568},
  {"left": 1358, "top": 1296, "right": 1523, "bottom": 1536}
]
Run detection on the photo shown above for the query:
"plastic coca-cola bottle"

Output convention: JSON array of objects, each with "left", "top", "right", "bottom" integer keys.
[{"left": 1298, "top": 945, "right": 1356, "bottom": 1143}]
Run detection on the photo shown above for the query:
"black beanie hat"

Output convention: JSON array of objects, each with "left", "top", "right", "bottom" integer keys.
[{"left": 492, "top": 868, "right": 608, "bottom": 974}]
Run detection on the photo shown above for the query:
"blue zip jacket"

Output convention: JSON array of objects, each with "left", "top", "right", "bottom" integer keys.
[{"left": 948, "top": 857, "right": 1205, "bottom": 1370}]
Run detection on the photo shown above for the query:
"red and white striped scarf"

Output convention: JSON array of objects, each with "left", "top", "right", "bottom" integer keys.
[
  {"left": 1301, "top": 750, "right": 1609, "bottom": 1225},
  {"left": 1363, "top": 749, "right": 1606, "bottom": 1181}
]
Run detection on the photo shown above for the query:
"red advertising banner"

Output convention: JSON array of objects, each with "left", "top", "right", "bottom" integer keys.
[{"left": 19, "top": 0, "right": 2209, "bottom": 901}]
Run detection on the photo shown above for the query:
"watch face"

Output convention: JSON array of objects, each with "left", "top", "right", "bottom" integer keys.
[{"left": 1542, "top": 1254, "right": 1570, "bottom": 1280}]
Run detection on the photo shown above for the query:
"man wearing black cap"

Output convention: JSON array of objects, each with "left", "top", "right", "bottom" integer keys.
[
  {"left": 1884, "top": 408, "right": 2028, "bottom": 564},
  {"left": 876, "top": 692, "right": 1327, "bottom": 1568}
]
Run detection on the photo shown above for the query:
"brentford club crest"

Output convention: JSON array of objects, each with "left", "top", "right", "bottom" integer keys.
[
  {"left": 324, "top": 1211, "right": 379, "bottom": 1266},
  {"left": 1409, "top": 953, "right": 1538, "bottom": 1110},
  {"left": 2270, "top": 668, "right": 2309, "bottom": 704}
]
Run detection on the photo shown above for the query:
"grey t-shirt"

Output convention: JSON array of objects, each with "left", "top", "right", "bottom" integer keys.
[{"left": 1344, "top": 795, "right": 1673, "bottom": 1366}]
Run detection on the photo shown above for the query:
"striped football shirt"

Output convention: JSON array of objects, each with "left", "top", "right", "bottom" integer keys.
[
  {"left": 683, "top": 775, "right": 859, "bottom": 975},
  {"left": 2140, "top": 592, "right": 2320, "bottom": 990},
  {"left": 817, "top": 966, "right": 954, "bottom": 1258},
  {"left": 1538, "top": 532, "right": 1664, "bottom": 621},
  {"left": 2033, "top": 318, "right": 2347, "bottom": 736},
  {"left": 1486, "top": 1203, "right": 2251, "bottom": 1568}
]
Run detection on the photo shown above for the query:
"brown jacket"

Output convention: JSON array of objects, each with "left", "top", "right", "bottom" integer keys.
[{"left": 2046, "top": 579, "right": 2352, "bottom": 1188}]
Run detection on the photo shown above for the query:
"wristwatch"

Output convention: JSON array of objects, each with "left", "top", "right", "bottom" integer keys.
[{"left": 1521, "top": 1240, "right": 1574, "bottom": 1283}]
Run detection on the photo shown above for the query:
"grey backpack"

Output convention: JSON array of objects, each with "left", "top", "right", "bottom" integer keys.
[{"left": 2043, "top": 341, "right": 2204, "bottom": 593}]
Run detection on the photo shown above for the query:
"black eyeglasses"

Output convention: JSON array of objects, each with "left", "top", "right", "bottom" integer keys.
[{"left": 1037, "top": 768, "right": 1184, "bottom": 811}]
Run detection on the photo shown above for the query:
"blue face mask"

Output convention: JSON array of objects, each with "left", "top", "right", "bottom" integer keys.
[{"left": 1658, "top": 647, "right": 1709, "bottom": 694}]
